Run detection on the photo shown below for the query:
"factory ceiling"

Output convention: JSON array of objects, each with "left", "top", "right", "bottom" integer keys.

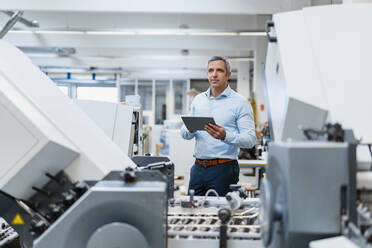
[{"left": 0, "top": 0, "right": 332, "bottom": 78}]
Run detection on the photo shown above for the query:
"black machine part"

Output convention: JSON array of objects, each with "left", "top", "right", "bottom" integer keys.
[
  {"left": 229, "top": 185, "right": 247, "bottom": 199},
  {"left": 302, "top": 122, "right": 350, "bottom": 142},
  {"left": 180, "top": 189, "right": 198, "bottom": 208},
  {"left": 0, "top": 171, "right": 92, "bottom": 247},
  {"left": 218, "top": 208, "right": 232, "bottom": 248}
]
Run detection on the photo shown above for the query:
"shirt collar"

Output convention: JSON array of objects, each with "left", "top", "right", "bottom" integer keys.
[{"left": 205, "top": 85, "right": 232, "bottom": 99}]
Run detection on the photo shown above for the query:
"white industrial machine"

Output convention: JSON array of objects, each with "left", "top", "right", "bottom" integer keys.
[
  {"left": 74, "top": 100, "right": 135, "bottom": 157},
  {"left": 0, "top": 40, "right": 168, "bottom": 248},
  {"left": 0, "top": 40, "right": 136, "bottom": 199},
  {"left": 262, "top": 3, "right": 372, "bottom": 248}
]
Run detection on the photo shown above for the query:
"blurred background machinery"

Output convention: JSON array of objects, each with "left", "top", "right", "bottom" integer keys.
[{"left": 261, "top": 4, "right": 372, "bottom": 248}]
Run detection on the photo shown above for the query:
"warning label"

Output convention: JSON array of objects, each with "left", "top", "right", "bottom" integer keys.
[{"left": 11, "top": 213, "right": 24, "bottom": 225}]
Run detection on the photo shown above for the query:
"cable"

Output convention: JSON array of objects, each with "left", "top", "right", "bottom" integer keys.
[{"left": 205, "top": 189, "right": 219, "bottom": 198}]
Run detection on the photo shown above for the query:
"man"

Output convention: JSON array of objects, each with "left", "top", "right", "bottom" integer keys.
[{"left": 181, "top": 56, "right": 256, "bottom": 196}]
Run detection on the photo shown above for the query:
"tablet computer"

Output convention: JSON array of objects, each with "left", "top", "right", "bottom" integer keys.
[{"left": 181, "top": 116, "right": 216, "bottom": 132}]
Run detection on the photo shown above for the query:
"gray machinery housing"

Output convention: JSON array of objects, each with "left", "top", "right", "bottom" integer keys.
[
  {"left": 33, "top": 180, "right": 167, "bottom": 248},
  {"left": 261, "top": 142, "right": 356, "bottom": 248},
  {"left": 262, "top": 3, "right": 372, "bottom": 248}
]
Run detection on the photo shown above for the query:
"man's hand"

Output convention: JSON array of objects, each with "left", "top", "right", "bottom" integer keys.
[{"left": 205, "top": 123, "right": 226, "bottom": 140}]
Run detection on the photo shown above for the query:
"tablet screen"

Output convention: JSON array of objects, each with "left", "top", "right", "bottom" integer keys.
[{"left": 181, "top": 116, "right": 216, "bottom": 132}]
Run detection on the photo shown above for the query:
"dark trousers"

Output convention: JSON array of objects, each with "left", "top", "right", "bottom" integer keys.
[{"left": 188, "top": 160, "right": 240, "bottom": 196}]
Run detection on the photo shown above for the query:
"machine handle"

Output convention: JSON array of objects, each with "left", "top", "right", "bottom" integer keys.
[{"left": 265, "top": 21, "right": 277, "bottom": 43}]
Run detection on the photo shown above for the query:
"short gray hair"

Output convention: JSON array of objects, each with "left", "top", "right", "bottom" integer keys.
[{"left": 207, "top": 56, "right": 231, "bottom": 75}]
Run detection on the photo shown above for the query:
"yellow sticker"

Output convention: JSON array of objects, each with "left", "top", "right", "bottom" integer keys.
[{"left": 12, "top": 213, "right": 24, "bottom": 225}]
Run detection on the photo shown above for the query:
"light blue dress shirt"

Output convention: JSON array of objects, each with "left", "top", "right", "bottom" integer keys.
[{"left": 181, "top": 85, "right": 256, "bottom": 160}]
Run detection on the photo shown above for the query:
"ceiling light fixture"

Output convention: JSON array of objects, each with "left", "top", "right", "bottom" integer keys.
[
  {"left": 228, "top": 56, "right": 254, "bottom": 62},
  {"left": 8, "top": 30, "right": 33, "bottom": 34},
  {"left": 238, "top": 32, "right": 266, "bottom": 36},
  {"left": 34, "top": 30, "right": 85, "bottom": 35},
  {"left": 137, "top": 31, "right": 186, "bottom": 35},
  {"left": 9, "top": 29, "right": 266, "bottom": 37},
  {"left": 188, "top": 32, "right": 238, "bottom": 36},
  {"left": 18, "top": 47, "right": 76, "bottom": 57},
  {"left": 85, "top": 31, "right": 136, "bottom": 35}
]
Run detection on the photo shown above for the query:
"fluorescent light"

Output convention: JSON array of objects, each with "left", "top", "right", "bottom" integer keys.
[
  {"left": 26, "top": 53, "right": 59, "bottom": 58},
  {"left": 188, "top": 32, "right": 238, "bottom": 36},
  {"left": 228, "top": 57, "right": 254, "bottom": 62},
  {"left": 8, "top": 30, "right": 33, "bottom": 34},
  {"left": 34, "top": 30, "right": 85, "bottom": 35},
  {"left": 239, "top": 32, "right": 266, "bottom": 36},
  {"left": 77, "top": 56, "right": 114, "bottom": 60},
  {"left": 9, "top": 29, "right": 266, "bottom": 37},
  {"left": 137, "top": 31, "right": 186, "bottom": 36},
  {"left": 85, "top": 31, "right": 136, "bottom": 35}
]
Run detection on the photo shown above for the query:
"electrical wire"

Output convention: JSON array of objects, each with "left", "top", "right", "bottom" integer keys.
[{"left": 204, "top": 189, "right": 219, "bottom": 198}]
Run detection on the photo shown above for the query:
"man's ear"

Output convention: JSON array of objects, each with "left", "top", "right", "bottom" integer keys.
[{"left": 226, "top": 71, "right": 232, "bottom": 79}]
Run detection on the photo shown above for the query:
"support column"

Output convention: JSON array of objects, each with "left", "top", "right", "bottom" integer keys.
[
  {"left": 69, "top": 84, "right": 77, "bottom": 99},
  {"left": 237, "top": 61, "right": 250, "bottom": 99},
  {"left": 116, "top": 73, "right": 121, "bottom": 103},
  {"left": 253, "top": 36, "right": 268, "bottom": 125}
]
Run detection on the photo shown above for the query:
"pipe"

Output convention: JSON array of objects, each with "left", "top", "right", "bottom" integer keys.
[
  {"left": 0, "top": 11, "right": 24, "bottom": 38},
  {"left": 2, "top": 11, "right": 39, "bottom": 27}
]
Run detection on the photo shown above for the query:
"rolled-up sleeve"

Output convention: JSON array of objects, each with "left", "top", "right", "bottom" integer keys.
[
  {"left": 223, "top": 100, "right": 256, "bottom": 148},
  {"left": 181, "top": 125, "right": 195, "bottom": 140},
  {"left": 181, "top": 101, "right": 196, "bottom": 140}
]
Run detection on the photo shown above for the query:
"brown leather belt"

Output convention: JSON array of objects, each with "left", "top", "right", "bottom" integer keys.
[{"left": 196, "top": 158, "right": 233, "bottom": 167}]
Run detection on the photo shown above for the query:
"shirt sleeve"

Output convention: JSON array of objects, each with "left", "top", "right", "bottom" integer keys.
[
  {"left": 181, "top": 100, "right": 196, "bottom": 140},
  {"left": 223, "top": 100, "right": 256, "bottom": 148}
]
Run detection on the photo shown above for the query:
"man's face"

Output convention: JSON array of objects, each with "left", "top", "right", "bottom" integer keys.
[{"left": 207, "top": 60, "right": 231, "bottom": 90}]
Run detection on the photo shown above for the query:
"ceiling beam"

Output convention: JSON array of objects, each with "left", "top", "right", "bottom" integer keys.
[
  {"left": 0, "top": 0, "right": 300, "bottom": 14},
  {"left": 4, "top": 12, "right": 270, "bottom": 30},
  {"left": 30, "top": 56, "right": 240, "bottom": 79},
  {"left": 4, "top": 34, "right": 258, "bottom": 50}
]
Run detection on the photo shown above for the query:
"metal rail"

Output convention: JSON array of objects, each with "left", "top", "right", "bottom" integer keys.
[{"left": 0, "top": 11, "right": 23, "bottom": 38}]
